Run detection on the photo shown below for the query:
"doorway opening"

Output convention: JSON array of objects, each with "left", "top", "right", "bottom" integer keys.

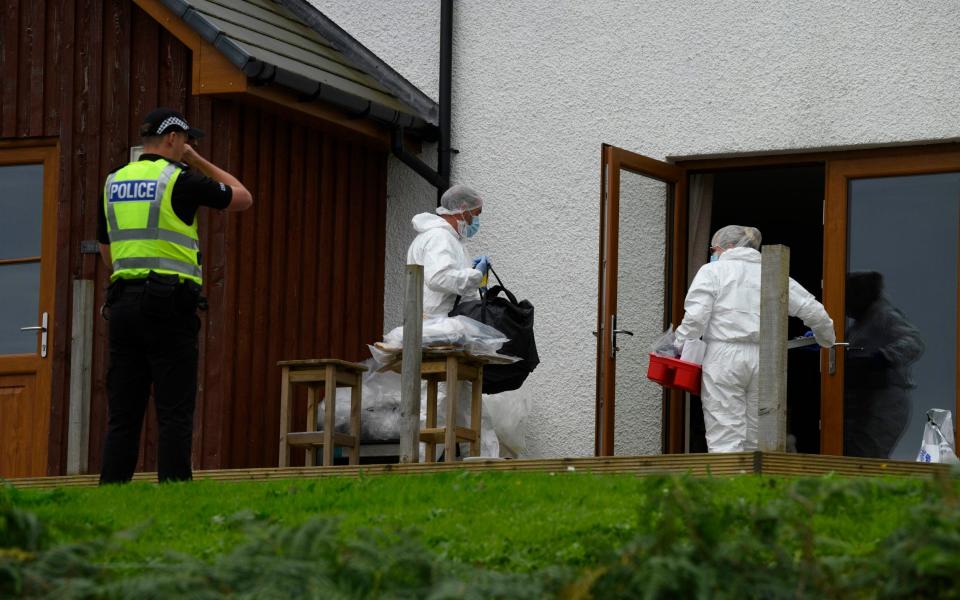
[{"left": 683, "top": 164, "right": 825, "bottom": 453}]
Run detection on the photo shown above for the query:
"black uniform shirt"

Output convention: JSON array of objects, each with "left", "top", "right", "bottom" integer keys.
[{"left": 97, "top": 153, "right": 233, "bottom": 244}]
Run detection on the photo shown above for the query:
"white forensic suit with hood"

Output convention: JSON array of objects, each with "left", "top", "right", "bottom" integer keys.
[
  {"left": 405, "top": 187, "right": 483, "bottom": 318},
  {"left": 406, "top": 184, "right": 498, "bottom": 457},
  {"left": 675, "top": 225, "right": 836, "bottom": 453}
]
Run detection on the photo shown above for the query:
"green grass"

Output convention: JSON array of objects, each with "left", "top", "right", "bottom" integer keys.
[
  {"left": 4, "top": 471, "right": 936, "bottom": 572},
  {"left": 4, "top": 470, "right": 960, "bottom": 598}
]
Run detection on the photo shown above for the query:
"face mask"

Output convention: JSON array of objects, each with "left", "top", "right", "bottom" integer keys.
[
  {"left": 710, "top": 253, "right": 719, "bottom": 263},
  {"left": 459, "top": 215, "right": 480, "bottom": 238}
]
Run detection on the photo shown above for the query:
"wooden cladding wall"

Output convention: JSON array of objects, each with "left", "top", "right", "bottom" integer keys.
[{"left": 2, "top": 0, "right": 388, "bottom": 473}]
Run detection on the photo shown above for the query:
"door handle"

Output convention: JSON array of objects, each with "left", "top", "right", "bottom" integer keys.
[
  {"left": 20, "top": 312, "right": 48, "bottom": 358},
  {"left": 828, "top": 342, "right": 849, "bottom": 375},
  {"left": 609, "top": 315, "right": 633, "bottom": 358}
]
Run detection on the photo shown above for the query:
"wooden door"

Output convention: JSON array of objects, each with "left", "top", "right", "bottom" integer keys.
[
  {"left": 0, "top": 143, "right": 58, "bottom": 477},
  {"left": 822, "top": 148, "right": 960, "bottom": 457},
  {"left": 596, "top": 145, "right": 686, "bottom": 456}
]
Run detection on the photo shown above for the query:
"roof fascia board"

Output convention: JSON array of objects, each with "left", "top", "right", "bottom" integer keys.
[
  {"left": 149, "top": 0, "right": 432, "bottom": 134},
  {"left": 135, "top": 0, "right": 249, "bottom": 94},
  {"left": 274, "top": 0, "right": 439, "bottom": 126},
  {"left": 136, "top": 0, "right": 409, "bottom": 145}
]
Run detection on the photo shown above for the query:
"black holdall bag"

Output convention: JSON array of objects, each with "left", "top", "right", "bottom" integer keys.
[{"left": 449, "top": 267, "right": 539, "bottom": 394}]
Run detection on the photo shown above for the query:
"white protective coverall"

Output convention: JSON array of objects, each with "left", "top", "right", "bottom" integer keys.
[
  {"left": 406, "top": 212, "right": 495, "bottom": 457},
  {"left": 675, "top": 247, "right": 836, "bottom": 452},
  {"left": 406, "top": 212, "right": 482, "bottom": 319}
]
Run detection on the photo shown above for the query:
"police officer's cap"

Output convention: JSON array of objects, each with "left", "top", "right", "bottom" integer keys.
[{"left": 139, "top": 107, "right": 205, "bottom": 139}]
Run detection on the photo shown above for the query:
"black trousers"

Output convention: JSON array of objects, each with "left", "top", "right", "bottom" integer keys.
[{"left": 99, "top": 277, "right": 200, "bottom": 483}]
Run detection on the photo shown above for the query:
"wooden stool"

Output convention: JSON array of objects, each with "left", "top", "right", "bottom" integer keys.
[
  {"left": 390, "top": 351, "right": 487, "bottom": 462},
  {"left": 277, "top": 359, "right": 368, "bottom": 467}
]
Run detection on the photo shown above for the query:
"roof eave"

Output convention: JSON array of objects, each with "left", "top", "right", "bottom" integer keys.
[
  {"left": 158, "top": 0, "right": 437, "bottom": 137},
  {"left": 274, "top": 0, "right": 440, "bottom": 127}
]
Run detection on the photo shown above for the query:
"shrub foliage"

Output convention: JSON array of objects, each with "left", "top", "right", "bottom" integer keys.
[{"left": 2, "top": 471, "right": 958, "bottom": 599}]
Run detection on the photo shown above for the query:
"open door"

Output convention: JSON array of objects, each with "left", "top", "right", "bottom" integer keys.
[
  {"left": 595, "top": 145, "right": 686, "bottom": 456},
  {"left": 822, "top": 148, "right": 960, "bottom": 458},
  {"left": 0, "top": 143, "right": 59, "bottom": 477}
]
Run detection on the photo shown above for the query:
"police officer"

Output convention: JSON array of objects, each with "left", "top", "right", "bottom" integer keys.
[{"left": 97, "top": 107, "right": 252, "bottom": 483}]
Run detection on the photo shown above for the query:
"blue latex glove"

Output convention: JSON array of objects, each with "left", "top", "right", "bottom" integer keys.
[
  {"left": 798, "top": 330, "right": 818, "bottom": 352},
  {"left": 472, "top": 255, "right": 491, "bottom": 274}
]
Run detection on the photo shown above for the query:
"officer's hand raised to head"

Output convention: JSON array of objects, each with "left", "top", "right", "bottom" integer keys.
[
  {"left": 180, "top": 144, "right": 253, "bottom": 212},
  {"left": 181, "top": 144, "right": 201, "bottom": 166}
]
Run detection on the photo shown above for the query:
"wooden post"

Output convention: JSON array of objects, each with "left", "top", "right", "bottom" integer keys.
[
  {"left": 758, "top": 245, "right": 790, "bottom": 452},
  {"left": 278, "top": 366, "right": 292, "bottom": 467},
  {"left": 66, "top": 280, "right": 94, "bottom": 475},
  {"left": 399, "top": 265, "right": 423, "bottom": 463}
]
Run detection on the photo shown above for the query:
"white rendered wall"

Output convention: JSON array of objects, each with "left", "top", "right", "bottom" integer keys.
[{"left": 314, "top": 0, "right": 960, "bottom": 458}]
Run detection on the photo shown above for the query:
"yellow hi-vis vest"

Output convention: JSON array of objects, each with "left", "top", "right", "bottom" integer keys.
[{"left": 103, "top": 158, "right": 202, "bottom": 285}]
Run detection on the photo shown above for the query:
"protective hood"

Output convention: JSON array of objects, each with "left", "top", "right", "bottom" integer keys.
[
  {"left": 718, "top": 247, "right": 761, "bottom": 263},
  {"left": 412, "top": 212, "right": 458, "bottom": 237},
  {"left": 406, "top": 212, "right": 481, "bottom": 318}
]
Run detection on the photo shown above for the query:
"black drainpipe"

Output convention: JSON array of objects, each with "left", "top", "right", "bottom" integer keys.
[
  {"left": 436, "top": 0, "right": 453, "bottom": 204},
  {"left": 391, "top": 0, "right": 453, "bottom": 206}
]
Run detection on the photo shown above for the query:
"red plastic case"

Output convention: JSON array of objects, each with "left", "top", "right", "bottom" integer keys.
[{"left": 647, "top": 353, "right": 702, "bottom": 395}]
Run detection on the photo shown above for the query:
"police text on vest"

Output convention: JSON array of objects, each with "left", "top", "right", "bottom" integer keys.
[{"left": 109, "top": 180, "right": 158, "bottom": 202}]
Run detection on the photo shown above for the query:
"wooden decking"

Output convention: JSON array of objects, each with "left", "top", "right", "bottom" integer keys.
[{"left": 4, "top": 452, "right": 951, "bottom": 490}]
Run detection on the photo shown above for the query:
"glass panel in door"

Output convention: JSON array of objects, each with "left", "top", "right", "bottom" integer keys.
[
  {"left": 844, "top": 172, "right": 960, "bottom": 459},
  {"left": 596, "top": 146, "right": 683, "bottom": 456},
  {"left": 614, "top": 171, "right": 669, "bottom": 456},
  {"left": 0, "top": 144, "right": 57, "bottom": 478},
  {"left": 0, "top": 163, "right": 44, "bottom": 355}
]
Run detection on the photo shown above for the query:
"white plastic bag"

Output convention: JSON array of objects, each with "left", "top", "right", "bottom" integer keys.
[
  {"left": 417, "top": 381, "right": 500, "bottom": 460},
  {"left": 680, "top": 339, "right": 707, "bottom": 365},
  {"left": 916, "top": 408, "right": 959, "bottom": 464},
  {"left": 483, "top": 389, "right": 532, "bottom": 456}
]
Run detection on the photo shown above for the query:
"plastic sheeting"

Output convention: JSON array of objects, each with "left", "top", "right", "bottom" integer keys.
[{"left": 323, "top": 358, "right": 530, "bottom": 459}]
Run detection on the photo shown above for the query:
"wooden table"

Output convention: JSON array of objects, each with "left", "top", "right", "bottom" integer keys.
[
  {"left": 277, "top": 359, "right": 368, "bottom": 467},
  {"left": 387, "top": 350, "right": 491, "bottom": 462}
]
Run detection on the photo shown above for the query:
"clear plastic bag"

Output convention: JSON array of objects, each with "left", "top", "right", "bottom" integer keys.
[
  {"left": 326, "top": 359, "right": 402, "bottom": 441},
  {"left": 650, "top": 326, "right": 679, "bottom": 358},
  {"left": 383, "top": 315, "right": 508, "bottom": 351},
  {"left": 916, "top": 408, "right": 959, "bottom": 464},
  {"left": 323, "top": 358, "right": 506, "bottom": 456},
  {"left": 373, "top": 316, "right": 518, "bottom": 366}
]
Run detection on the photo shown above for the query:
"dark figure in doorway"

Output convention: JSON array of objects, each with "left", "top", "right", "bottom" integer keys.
[
  {"left": 97, "top": 108, "right": 253, "bottom": 483},
  {"left": 843, "top": 271, "right": 925, "bottom": 458}
]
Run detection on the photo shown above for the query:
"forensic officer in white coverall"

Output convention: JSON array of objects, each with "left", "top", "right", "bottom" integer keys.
[
  {"left": 406, "top": 184, "right": 489, "bottom": 318},
  {"left": 675, "top": 225, "right": 836, "bottom": 453},
  {"left": 406, "top": 184, "right": 495, "bottom": 457}
]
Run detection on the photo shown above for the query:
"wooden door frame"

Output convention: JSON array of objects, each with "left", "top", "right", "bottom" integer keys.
[
  {"left": 596, "top": 144, "right": 685, "bottom": 456},
  {"left": 0, "top": 140, "right": 59, "bottom": 476},
  {"left": 822, "top": 149, "right": 960, "bottom": 454},
  {"left": 673, "top": 142, "right": 960, "bottom": 455}
]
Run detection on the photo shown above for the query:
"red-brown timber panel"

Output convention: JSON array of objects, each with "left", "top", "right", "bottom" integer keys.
[
  {"left": 46, "top": 0, "right": 77, "bottom": 475},
  {"left": 0, "top": 0, "right": 18, "bottom": 134},
  {"left": 264, "top": 118, "right": 290, "bottom": 467},
  {"left": 76, "top": 0, "right": 108, "bottom": 475},
  {"left": 5, "top": 1, "right": 389, "bottom": 474},
  {"left": 226, "top": 104, "right": 260, "bottom": 468},
  {"left": 345, "top": 146, "right": 364, "bottom": 361},
  {"left": 18, "top": 0, "right": 44, "bottom": 136},
  {"left": 280, "top": 125, "right": 306, "bottom": 462}
]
